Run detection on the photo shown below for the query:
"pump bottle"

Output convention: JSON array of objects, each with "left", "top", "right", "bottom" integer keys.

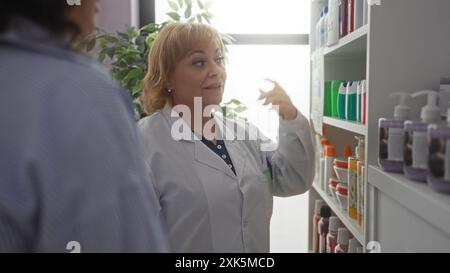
[
  {"left": 378, "top": 92, "right": 411, "bottom": 173},
  {"left": 312, "top": 199, "right": 325, "bottom": 252},
  {"left": 404, "top": 90, "right": 441, "bottom": 182},
  {"left": 427, "top": 108, "right": 450, "bottom": 194}
]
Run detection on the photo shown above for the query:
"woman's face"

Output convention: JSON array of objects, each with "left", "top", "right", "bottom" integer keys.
[
  {"left": 170, "top": 40, "right": 226, "bottom": 109},
  {"left": 67, "top": 0, "right": 100, "bottom": 37}
]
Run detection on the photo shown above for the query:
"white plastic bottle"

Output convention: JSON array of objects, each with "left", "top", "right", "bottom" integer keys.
[
  {"left": 327, "top": 0, "right": 340, "bottom": 46},
  {"left": 354, "top": 0, "right": 364, "bottom": 30},
  {"left": 356, "top": 80, "right": 362, "bottom": 123},
  {"left": 348, "top": 237, "right": 361, "bottom": 253},
  {"left": 326, "top": 216, "right": 341, "bottom": 253},
  {"left": 321, "top": 6, "right": 329, "bottom": 48},
  {"left": 312, "top": 199, "right": 325, "bottom": 253},
  {"left": 427, "top": 108, "right": 450, "bottom": 194},
  {"left": 404, "top": 90, "right": 441, "bottom": 182},
  {"left": 335, "top": 228, "right": 350, "bottom": 253},
  {"left": 324, "top": 145, "right": 337, "bottom": 195}
]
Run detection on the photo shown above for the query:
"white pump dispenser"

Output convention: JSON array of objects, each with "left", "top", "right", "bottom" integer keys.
[
  {"left": 355, "top": 135, "right": 365, "bottom": 161},
  {"left": 390, "top": 92, "right": 411, "bottom": 120},
  {"left": 412, "top": 90, "right": 441, "bottom": 123}
]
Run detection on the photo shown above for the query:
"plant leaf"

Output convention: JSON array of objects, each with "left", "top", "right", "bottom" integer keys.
[
  {"left": 166, "top": 12, "right": 181, "bottom": 21},
  {"left": 124, "top": 68, "right": 143, "bottom": 83},
  {"left": 185, "top": 0, "right": 192, "bottom": 8},
  {"left": 117, "top": 32, "right": 129, "bottom": 40},
  {"left": 168, "top": 0, "right": 179, "bottom": 11},
  {"left": 201, "top": 13, "right": 211, "bottom": 24},
  {"left": 196, "top": 14, "right": 203, "bottom": 23},
  {"left": 197, "top": 0, "right": 204, "bottom": 9},
  {"left": 178, "top": 0, "right": 184, "bottom": 8},
  {"left": 145, "top": 35, "right": 155, "bottom": 47},
  {"left": 131, "top": 80, "right": 144, "bottom": 96},
  {"left": 139, "top": 23, "right": 159, "bottom": 33},
  {"left": 86, "top": 38, "right": 96, "bottom": 51},
  {"left": 185, "top": 6, "right": 192, "bottom": 18}
]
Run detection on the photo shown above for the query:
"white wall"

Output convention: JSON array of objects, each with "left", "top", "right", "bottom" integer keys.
[{"left": 96, "top": 0, "right": 139, "bottom": 33}]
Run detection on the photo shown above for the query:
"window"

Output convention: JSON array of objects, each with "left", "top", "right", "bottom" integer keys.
[{"left": 153, "top": 0, "right": 311, "bottom": 253}]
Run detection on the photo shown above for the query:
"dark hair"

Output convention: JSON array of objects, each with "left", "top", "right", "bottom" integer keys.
[{"left": 0, "top": 0, "right": 80, "bottom": 36}]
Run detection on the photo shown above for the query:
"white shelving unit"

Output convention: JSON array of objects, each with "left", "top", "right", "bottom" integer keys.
[
  {"left": 312, "top": 183, "right": 364, "bottom": 244},
  {"left": 308, "top": 0, "right": 450, "bottom": 253},
  {"left": 367, "top": 166, "right": 450, "bottom": 252},
  {"left": 324, "top": 24, "right": 368, "bottom": 57},
  {"left": 323, "top": 117, "right": 366, "bottom": 135},
  {"left": 368, "top": 166, "right": 450, "bottom": 234}
]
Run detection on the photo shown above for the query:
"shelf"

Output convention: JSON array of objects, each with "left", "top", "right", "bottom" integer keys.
[
  {"left": 312, "top": 183, "right": 365, "bottom": 245},
  {"left": 368, "top": 165, "right": 450, "bottom": 238},
  {"left": 324, "top": 25, "right": 368, "bottom": 59},
  {"left": 323, "top": 117, "right": 366, "bottom": 135}
]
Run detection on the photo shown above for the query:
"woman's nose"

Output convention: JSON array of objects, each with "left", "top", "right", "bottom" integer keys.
[{"left": 208, "top": 63, "right": 222, "bottom": 78}]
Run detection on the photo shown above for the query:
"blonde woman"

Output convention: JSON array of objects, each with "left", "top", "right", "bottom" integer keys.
[{"left": 138, "top": 22, "right": 315, "bottom": 252}]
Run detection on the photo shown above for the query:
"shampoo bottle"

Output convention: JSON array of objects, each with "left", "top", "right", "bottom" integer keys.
[
  {"left": 335, "top": 228, "right": 350, "bottom": 253},
  {"left": 378, "top": 92, "right": 411, "bottom": 173},
  {"left": 427, "top": 108, "right": 450, "bottom": 194},
  {"left": 361, "top": 80, "right": 367, "bottom": 125},
  {"left": 354, "top": 0, "right": 364, "bottom": 30},
  {"left": 346, "top": 81, "right": 357, "bottom": 121},
  {"left": 326, "top": 216, "right": 341, "bottom": 253},
  {"left": 324, "top": 145, "right": 337, "bottom": 195},
  {"left": 339, "top": 0, "right": 349, "bottom": 38},
  {"left": 318, "top": 206, "right": 331, "bottom": 253},
  {"left": 354, "top": 136, "right": 365, "bottom": 224},
  {"left": 319, "top": 138, "right": 330, "bottom": 190},
  {"left": 338, "top": 82, "right": 348, "bottom": 120},
  {"left": 331, "top": 80, "right": 342, "bottom": 118},
  {"left": 356, "top": 80, "right": 362, "bottom": 123},
  {"left": 327, "top": 0, "right": 340, "bottom": 46},
  {"left": 312, "top": 199, "right": 325, "bottom": 252},
  {"left": 404, "top": 90, "right": 441, "bottom": 182}
]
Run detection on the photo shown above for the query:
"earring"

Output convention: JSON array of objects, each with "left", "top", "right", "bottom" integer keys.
[{"left": 167, "top": 88, "right": 174, "bottom": 93}]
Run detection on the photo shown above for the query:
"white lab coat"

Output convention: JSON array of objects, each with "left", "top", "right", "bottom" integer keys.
[{"left": 137, "top": 105, "right": 315, "bottom": 253}]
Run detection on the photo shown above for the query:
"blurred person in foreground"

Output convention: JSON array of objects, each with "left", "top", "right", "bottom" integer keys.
[{"left": 0, "top": 0, "right": 169, "bottom": 252}]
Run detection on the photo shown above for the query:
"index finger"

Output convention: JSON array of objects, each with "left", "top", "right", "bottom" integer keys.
[{"left": 264, "top": 78, "right": 281, "bottom": 88}]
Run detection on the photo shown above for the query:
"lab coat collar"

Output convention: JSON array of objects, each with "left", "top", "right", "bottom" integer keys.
[
  {"left": 161, "top": 103, "right": 236, "bottom": 143},
  {"left": 161, "top": 104, "right": 244, "bottom": 179}
]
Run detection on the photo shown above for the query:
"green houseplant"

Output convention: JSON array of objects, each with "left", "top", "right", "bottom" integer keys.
[{"left": 83, "top": 0, "right": 246, "bottom": 120}]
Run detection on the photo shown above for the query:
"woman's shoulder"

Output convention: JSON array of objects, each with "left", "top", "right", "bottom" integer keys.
[{"left": 137, "top": 111, "right": 171, "bottom": 138}]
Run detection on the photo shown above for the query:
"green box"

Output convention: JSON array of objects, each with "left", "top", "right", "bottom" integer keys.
[
  {"left": 331, "top": 80, "right": 342, "bottom": 118},
  {"left": 324, "top": 81, "right": 332, "bottom": 117}
]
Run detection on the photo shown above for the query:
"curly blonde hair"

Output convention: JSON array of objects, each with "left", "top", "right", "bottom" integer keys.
[{"left": 140, "top": 22, "right": 226, "bottom": 114}]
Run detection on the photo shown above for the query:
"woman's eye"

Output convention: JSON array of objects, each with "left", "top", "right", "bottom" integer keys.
[{"left": 193, "top": 60, "right": 206, "bottom": 67}]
